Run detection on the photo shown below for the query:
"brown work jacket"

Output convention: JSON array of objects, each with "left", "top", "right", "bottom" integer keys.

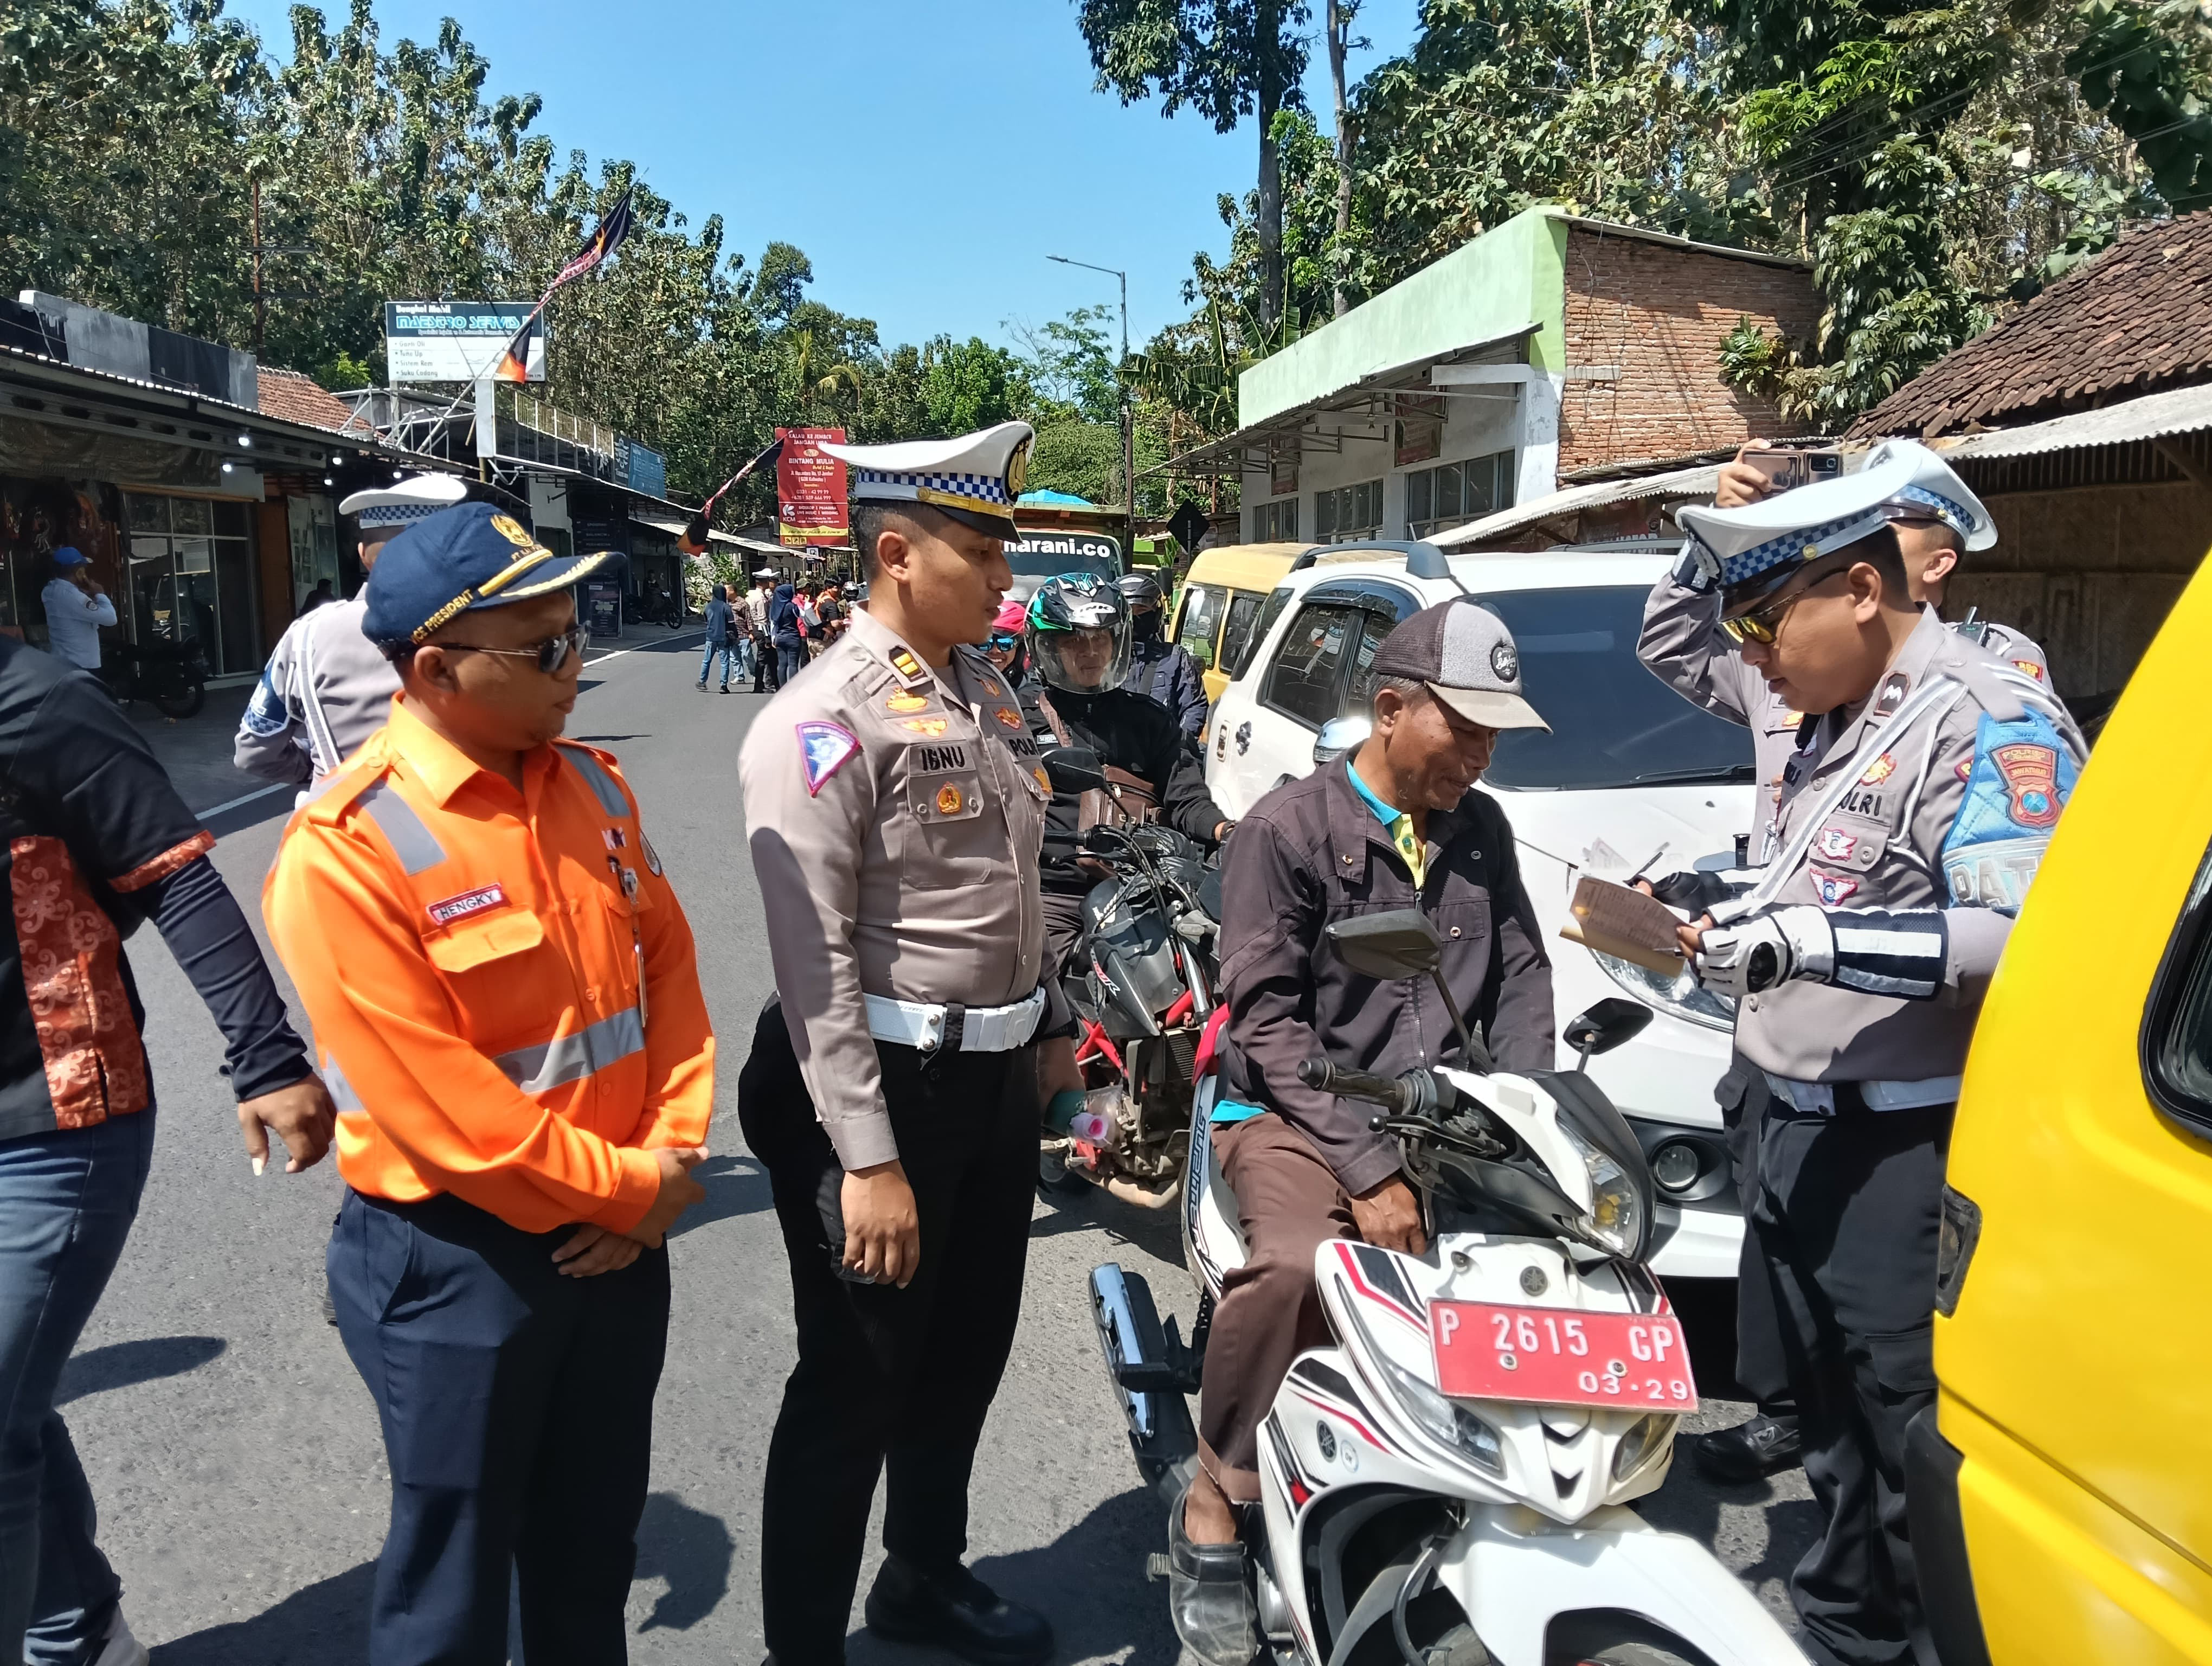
[{"left": 1215, "top": 758, "right": 1555, "bottom": 1196}]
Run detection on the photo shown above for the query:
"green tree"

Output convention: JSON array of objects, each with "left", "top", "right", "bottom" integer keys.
[
  {"left": 919, "top": 336, "right": 1029, "bottom": 435},
  {"left": 1073, "top": 0, "right": 1311, "bottom": 330},
  {"left": 1007, "top": 305, "right": 1121, "bottom": 424}
]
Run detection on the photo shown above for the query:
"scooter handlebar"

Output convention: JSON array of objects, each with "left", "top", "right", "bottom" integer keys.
[{"left": 1297, "top": 1058, "right": 1411, "bottom": 1107}]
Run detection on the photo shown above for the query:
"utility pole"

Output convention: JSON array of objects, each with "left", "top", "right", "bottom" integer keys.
[
  {"left": 253, "top": 180, "right": 264, "bottom": 355},
  {"left": 1047, "top": 254, "right": 1133, "bottom": 529}
]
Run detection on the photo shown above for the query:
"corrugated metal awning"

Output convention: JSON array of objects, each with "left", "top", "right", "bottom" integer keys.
[{"left": 1932, "top": 382, "right": 2212, "bottom": 460}]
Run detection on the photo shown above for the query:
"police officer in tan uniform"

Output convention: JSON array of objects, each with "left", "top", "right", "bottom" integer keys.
[
  {"left": 1635, "top": 439, "right": 2048, "bottom": 1484},
  {"left": 736, "top": 420, "right": 1081, "bottom": 1666},
  {"left": 1654, "top": 454, "right": 2085, "bottom": 1666}
]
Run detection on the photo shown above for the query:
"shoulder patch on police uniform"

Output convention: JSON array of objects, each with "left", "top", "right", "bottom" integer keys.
[
  {"left": 2012, "top": 659, "right": 2045, "bottom": 682},
  {"left": 1874, "top": 672, "right": 1910, "bottom": 717},
  {"left": 887, "top": 646, "right": 929, "bottom": 687},
  {"left": 1941, "top": 707, "right": 2080, "bottom": 909},
  {"left": 796, "top": 721, "right": 860, "bottom": 796}
]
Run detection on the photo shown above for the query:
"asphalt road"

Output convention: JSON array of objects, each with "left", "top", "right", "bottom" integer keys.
[{"left": 74, "top": 628, "right": 1814, "bottom": 1664}]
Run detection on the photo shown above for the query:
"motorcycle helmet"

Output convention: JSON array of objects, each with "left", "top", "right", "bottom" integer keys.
[
  {"left": 1115, "top": 570, "right": 1165, "bottom": 610},
  {"left": 1027, "top": 573, "right": 1132, "bottom": 694}
]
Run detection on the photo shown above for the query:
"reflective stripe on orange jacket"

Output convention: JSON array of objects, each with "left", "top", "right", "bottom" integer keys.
[{"left": 263, "top": 697, "right": 713, "bottom": 1234}]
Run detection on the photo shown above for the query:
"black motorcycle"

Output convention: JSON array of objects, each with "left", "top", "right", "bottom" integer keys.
[
  {"left": 1041, "top": 748, "right": 1224, "bottom": 1208},
  {"left": 102, "top": 637, "right": 207, "bottom": 719}
]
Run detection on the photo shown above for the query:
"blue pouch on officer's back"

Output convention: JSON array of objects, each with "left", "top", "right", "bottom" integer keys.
[{"left": 1941, "top": 707, "right": 2079, "bottom": 912}]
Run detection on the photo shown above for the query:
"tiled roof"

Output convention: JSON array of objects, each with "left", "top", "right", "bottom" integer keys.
[
  {"left": 256, "top": 367, "right": 362, "bottom": 434},
  {"left": 1851, "top": 211, "right": 2212, "bottom": 438}
]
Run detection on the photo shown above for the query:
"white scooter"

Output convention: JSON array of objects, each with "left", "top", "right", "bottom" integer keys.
[{"left": 1089, "top": 909, "right": 1806, "bottom": 1666}]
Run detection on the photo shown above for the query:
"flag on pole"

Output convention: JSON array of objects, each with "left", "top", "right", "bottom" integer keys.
[
  {"left": 491, "top": 187, "right": 637, "bottom": 383},
  {"left": 681, "top": 437, "right": 785, "bottom": 553}
]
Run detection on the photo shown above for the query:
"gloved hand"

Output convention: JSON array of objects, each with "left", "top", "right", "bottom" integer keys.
[
  {"left": 1691, "top": 906, "right": 1835, "bottom": 998},
  {"left": 1649, "top": 868, "right": 1739, "bottom": 915}
]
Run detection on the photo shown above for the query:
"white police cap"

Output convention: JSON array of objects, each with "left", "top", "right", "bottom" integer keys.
[
  {"left": 1677, "top": 441, "right": 1991, "bottom": 599},
  {"left": 1862, "top": 438, "right": 1996, "bottom": 554},
  {"left": 339, "top": 471, "right": 470, "bottom": 530},
  {"left": 820, "top": 420, "right": 1035, "bottom": 542}
]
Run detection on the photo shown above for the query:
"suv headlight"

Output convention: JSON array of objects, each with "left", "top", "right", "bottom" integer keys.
[
  {"left": 1556, "top": 1115, "right": 1647, "bottom": 1260},
  {"left": 1343, "top": 1301, "right": 1504, "bottom": 1476},
  {"left": 1591, "top": 949, "right": 1735, "bottom": 1032}
]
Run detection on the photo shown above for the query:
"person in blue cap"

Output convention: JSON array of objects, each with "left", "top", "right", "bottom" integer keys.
[
  {"left": 263, "top": 501, "right": 716, "bottom": 1666},
  {"left": 38, "top": 547, "right": 115, "bottom": 672},
  {"left": 1645, "top": 457, "right": 2086, "bottom": 1666}
]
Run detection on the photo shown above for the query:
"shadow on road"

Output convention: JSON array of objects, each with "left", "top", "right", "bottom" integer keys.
[
  {"left": 667, "top": 1152, "right": 771, "bottom": 1239},
  {"left": 152, "top": 1561, "right": 374, "bottom": 1664},
  {"left": 1638, "top": 1441, "right": 1823, "bottom": 1595},
  {"left": 847, "top": 1488, "right": 1180, "bottom": 1666},
  {"left": 634, "top": 1490, "right": 734, "bottom": 1631},
  {"left": 1030, "top": 1183, "right": 1184, "bottom": 1266},
  {"left": 59, "top": 1336, "right": 226, "bottom": 1405}
]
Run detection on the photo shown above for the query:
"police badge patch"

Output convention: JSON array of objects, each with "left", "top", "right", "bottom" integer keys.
[
  {"left": 1812, "top": 871, "right": 1860, "bottom": 906},
  {"left": 795, "top": 721, "right": 860, "bottom": 797}
]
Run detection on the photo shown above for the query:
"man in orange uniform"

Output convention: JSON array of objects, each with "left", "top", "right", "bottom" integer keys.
[{"left": 264, "top": 502, "right": 715, "bottom": 1666}]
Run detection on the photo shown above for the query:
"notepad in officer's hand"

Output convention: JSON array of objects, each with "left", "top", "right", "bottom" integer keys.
[{"left": 1561, "top": 874, "right": 1689, "bottom": 976}]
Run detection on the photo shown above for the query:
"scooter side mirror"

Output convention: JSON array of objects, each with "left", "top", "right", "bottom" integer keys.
[
  {"left": 1563, "top": 998, "right": 1654, "bottom": 1062},
  {"left": 1326, "top": 909, "right": 1443, "bottom": 981},
  {"left": 1043, "top": 746, "right": 1108, "bottom": 796},
  {"left": 1313, "top": 714, "right": 1371, "bottom": 767}
]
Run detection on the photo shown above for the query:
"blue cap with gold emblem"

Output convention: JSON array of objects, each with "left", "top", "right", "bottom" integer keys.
[
  {"left": 819, "top": 420, "right": 1034, "bottom": 542},
  {"left": 1677, "top": 440, "right": 1993, "bottom": 610},
  {"left": 364, "top": 502, "right": 616, "bottom": 646}
]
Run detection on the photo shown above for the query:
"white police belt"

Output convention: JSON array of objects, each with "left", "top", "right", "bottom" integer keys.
[
  {"left": 864, "top": 988, "right": 1046, "bottom": 1055},
  {"left": 1765, "top": 1072, "right": 1964, "bottom": 1115}
]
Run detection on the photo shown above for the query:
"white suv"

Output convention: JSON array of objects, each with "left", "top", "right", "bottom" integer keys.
[{"left": 1203, "top": 541, "right": 1756, "bottom": 1280}]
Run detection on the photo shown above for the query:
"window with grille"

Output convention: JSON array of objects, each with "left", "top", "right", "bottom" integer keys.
[
  {"left": 1252, "top": 497, "right": 1299, "bottom": 542},
  {"left": 1314, "top": 478, "right": 1383, "bottom": 541},
  {"left": 1405, "top": 451, "right": 1516, "bottom": 540}
]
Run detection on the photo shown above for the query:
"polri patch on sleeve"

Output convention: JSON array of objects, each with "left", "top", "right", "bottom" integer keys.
[
  {"left": 428, "top": 883, "right": 507, "bottom": 925},
  {"left": 796, "top": 721, "right": 861, "bottom": 797}
]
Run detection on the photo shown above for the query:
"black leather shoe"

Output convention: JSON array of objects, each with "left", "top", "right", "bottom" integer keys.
[
  {"left": 864, "top": 1556, "right": 1052, "bottom": 1666},
  {"left": 1166, "top": 1495, "right": 1257, "bottom": 1666},
  {"left": 1693, "top": 1413, "right": 1802, "bottom": 1482}
]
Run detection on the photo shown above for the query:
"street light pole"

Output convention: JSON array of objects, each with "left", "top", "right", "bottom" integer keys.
[{"left": 1047, "top": 254, "right": 1134, "bottom": 531}]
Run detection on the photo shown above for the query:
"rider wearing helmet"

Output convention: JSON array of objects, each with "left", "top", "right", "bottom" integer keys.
[
  {"left": 1021, "top": 574, "right": 1232, "bottom": 972},
  {"left": 1115, "top": 570, "right": 1210, "bottom": 739}
]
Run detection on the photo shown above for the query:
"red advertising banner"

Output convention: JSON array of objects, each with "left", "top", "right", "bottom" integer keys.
[{"left": 776, "top": 426, "right": 850, "bottom": 546}]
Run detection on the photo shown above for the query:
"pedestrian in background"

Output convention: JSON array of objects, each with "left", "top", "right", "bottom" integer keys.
[
  {"left": 1115, "top": 569, "right": 1208, "bottom": 740},
  {"left": 236, "top": 473, "right": 469, "bottom": 794},
  {"left": 265, "top": 503, "right": 716, "bottom": 1666},
  {"left": 814, "top": 581, "right": 848, "bottom": 647},
  {"left": 771, "top": 578, "right": 805, "bottom": 688},
  {"left": 699, "top": 581, "right": 740, "bottom": 693},
  {"left": 747, "top": 570, "right": 778, "bottom": 693},
  {"left": 38, "top": 548, "right": 115, "bottom": 673},
  {"left": 0, "top": 634, "right": 336, "bottom": 1666}
]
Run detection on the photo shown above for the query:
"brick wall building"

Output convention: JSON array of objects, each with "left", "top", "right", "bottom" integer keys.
[{"left": 1556, "top": 221, "right": 1820, "bottom": 474}]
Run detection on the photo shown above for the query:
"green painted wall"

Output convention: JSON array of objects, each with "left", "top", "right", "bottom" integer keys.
[{"left": 1238, "top": 206, "right": 1570, "bottom": 427}]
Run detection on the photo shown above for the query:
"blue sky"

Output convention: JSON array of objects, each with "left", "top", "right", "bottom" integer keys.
[{"left": 220, "top": 0, "right": 1420, "bottom": 354}]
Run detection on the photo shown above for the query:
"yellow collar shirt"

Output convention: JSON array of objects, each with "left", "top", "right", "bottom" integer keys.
[{"left": 263, "top": 697, "right": 714, "bottom": 1235}]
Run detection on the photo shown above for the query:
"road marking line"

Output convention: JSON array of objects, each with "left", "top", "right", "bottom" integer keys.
[
  {"left": 585, "top": 630, "right": 706, "bottom": 667},
  {"left": 194, "top": 783, "right": 288, "bottom": 819}
]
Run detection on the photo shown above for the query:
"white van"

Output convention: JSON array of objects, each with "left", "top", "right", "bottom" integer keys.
[{"left": 1203, "top": 541, "right": 1754, "bottom": 1280}]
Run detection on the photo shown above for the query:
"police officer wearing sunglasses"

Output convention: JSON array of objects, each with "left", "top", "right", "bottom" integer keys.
[
  {"left": 1635, "top": 440, "right": 2050, "bottom": 1491},
  {"left": 1643, "top": 457, "right": 2085, "bottom": 1666}
]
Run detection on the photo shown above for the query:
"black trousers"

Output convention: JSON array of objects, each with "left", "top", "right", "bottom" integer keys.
[
  {"left": 1717, "top": 1052, "right": 1793, "bottom": 1412},
  {"left": 327, "top": 1190, "right": 670, "bottom": 1666},
  {"left": 1041, "top": 888, "right": 1086, "bottom": 984},
  {"left": 1753, "top": 1097, "right": 1950, "bottom": 1666},
  {"left": 736, "top": 1001, "right": 1040, "bottom": 1666}
]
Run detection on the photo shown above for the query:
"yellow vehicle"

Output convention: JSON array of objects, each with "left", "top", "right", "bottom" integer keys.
[
  {"left": 1917, "top": 548, "right": 2212, "bottom": 1663},
  {"left": 1168, "top": 542, "right": 1304, "bottom": 703}
]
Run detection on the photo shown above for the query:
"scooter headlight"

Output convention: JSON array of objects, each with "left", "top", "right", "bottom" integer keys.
[
  {"left": 1610, "top": 1412, "right": 1676, "bottom": 1482},
  {"left": 1343, "top": 1302, "right": 1504, "bottom": 1477},
  {"left": 1557, "top": 1116, "right": 1645, "bottom": 1260}
]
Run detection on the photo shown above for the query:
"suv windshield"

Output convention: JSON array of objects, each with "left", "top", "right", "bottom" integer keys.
[{"left": 1473, "top": 586, "right": 1754, "bottom": 791}]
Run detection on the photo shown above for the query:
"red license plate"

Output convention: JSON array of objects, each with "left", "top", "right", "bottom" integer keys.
[{"left": 1429, "top": 1301, "right": 1698, "bottom": 1412}]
